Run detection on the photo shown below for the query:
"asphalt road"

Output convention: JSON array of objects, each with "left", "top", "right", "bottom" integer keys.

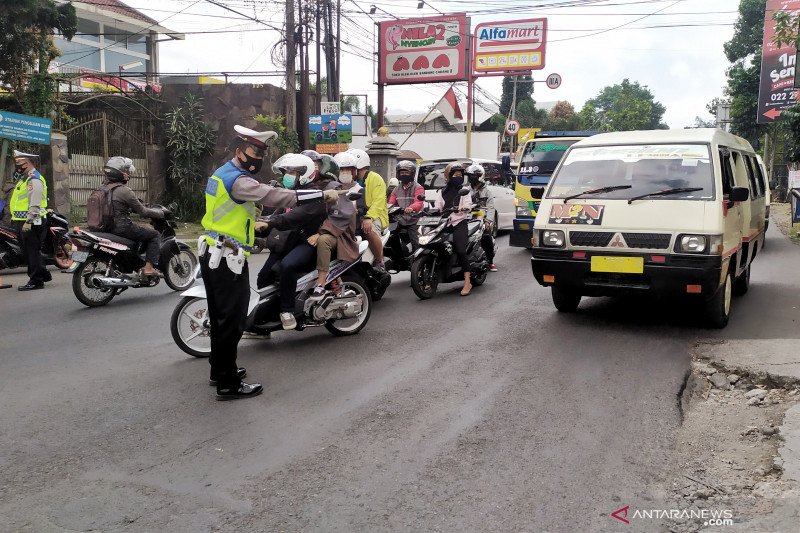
[{"left": 0, "top": 229, "right": 792, "bottom": 532}]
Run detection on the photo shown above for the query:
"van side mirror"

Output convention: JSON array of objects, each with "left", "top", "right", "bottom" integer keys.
[
  {"left": 530, "top": 186, "right": 545, "bottom": 199},
  {"left": 730, "top": 186, "right": 749, "bottom": 202}
]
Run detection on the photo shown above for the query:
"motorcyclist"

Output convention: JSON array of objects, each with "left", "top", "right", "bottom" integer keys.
[
  {"left": 301, "top": 149, "right": 323, "bottom": 181},
  {"left": 103, "top": 156, "right": 166, "bottom": 277},
  {"left": 388, "top": 160, "right": 425, "bottom": 249},
  {"left": 434, "top": 162, "right": 473, "bottom": 296},
  {"left": 387, "top": 177, "right": 399, "bottom": 197},
  {"left": 256, "top": 154, "right": 337, "bottom": 329},
  {"left": 466, "top": 163, "right": 498, "bottom": 272},
  {"left": 348, "top": 148, "right": 388, "bottom": 272}
]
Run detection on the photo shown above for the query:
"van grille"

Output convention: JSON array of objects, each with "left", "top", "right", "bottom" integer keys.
[
  {"left": 622, "top": 233, "right": 671, "bottom": 249},
  {"left": 569, "top": 231, "right": 614, "bottom": 247}
]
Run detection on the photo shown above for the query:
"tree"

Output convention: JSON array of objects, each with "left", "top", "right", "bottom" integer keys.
[
  {"left": 578, "top": 79, "right": 667, "bottom": 131},
  {"left": 499, "top": 74, "right": 533, "bottom": 117},
  {"left": 514, "top": 99, "right": 548, "bottom": 128},
  {"left": 254, "top": 113, "right": 299, "bottom": 171},
  {"left": 546, "top": 101, "right": 580, "bottom": 130},
  {"left": 0, "top": 0, "right": 77, "bottom": 114},
  {"left": 724, "top": 0, "right": 767, "bottom": 62}
]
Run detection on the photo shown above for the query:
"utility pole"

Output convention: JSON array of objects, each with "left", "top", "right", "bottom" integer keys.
[
  {"left": 298, "top": 1, "right": 310, "bottom": 149},
  {"left": 335, "top": 0, "right": 341, "bottom": 101},
  {"left": 316, "top": 0, "right": 321, "bottom": 113},
  {"left": 285, "top": 0, "right": 297, "bottom": 134}
]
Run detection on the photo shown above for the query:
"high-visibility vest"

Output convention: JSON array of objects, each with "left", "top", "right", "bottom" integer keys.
[
  {"left": 201, "top": 160, "right": 256, "bottom": 253},
  {"left": 10, "top": 170, "right": 48, "bottom": 221}
]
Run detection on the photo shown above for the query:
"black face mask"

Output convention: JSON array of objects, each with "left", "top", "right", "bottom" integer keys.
[
  {"left": 238, "top": 153, "right": 263, "bottom": 174},
  {"left": 14, "top": 163, "right": 25, "bottom": 174},
  {"left": 449, "top": 175, "right": 464, "bottom": 188},
  {"left": 468, "top": 176, "right": 480, "bottom": 187},
  {"left": 399, "top": 173, "right": 413, "bottom": 183}
]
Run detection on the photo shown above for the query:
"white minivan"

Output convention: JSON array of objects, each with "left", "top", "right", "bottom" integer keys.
[{"left": 530, "top": 129, "right": 768, "bottom": 328}]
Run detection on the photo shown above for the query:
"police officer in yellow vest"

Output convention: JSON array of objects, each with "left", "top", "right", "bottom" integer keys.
[
  {"left": 201, "top": 125, "right": 339, "bottom": 400},
  {"left": 10, "top": 150, "right": 51, "bottom": 291}
]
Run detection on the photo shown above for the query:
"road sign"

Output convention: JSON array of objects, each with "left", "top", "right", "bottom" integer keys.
[
  {"left": 505, "top": 120, "right": 521, "bottom": 136},
  {"left": 378, "top": 14, "right": 468, "bottom": 85},
  {"left": 757, "top": 0, "right": 800, "bottom": 123},
  {"left": 472, "top": 18, "right": 547, "bottom": 77},
  {"left": 545, "top": 73, "right": 562, "bottom": 89},
  {"left": 320, "top": 101, "right": 341, "bottom": 114},
  {"left": 0, "top": 111, "right": 52, "bottom": 145}
]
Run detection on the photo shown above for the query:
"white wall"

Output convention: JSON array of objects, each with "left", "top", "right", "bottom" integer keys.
[{"left": 349, "top": 131, "right": 500, "bottom": 161}]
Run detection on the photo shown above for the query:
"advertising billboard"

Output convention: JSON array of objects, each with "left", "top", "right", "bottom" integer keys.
[
  {"left": 308, "top": 114, "right": 353, "bottom": 152},
  {"left": 757, "top": 0, "right": 800, "bottom": 123},
  {"left": 472, "top": 18, "right": 547, "bottom": 76},
  {"left": 378, "top": 14, "right": 468, "bottom": 85}
]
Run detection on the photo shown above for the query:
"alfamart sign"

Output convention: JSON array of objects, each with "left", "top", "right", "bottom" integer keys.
[{"left": 473, "top": 18, "right": 547, "bottom": 76}]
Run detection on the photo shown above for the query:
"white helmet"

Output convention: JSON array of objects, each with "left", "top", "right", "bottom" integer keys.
[
  {"left": 348, "top": 148, "right": 370, "bottom": 170},
  {"left": 388, "top": 177, "right": 399, "bottom": 188},
  {"left": 333, "top": 151, "right": 358, "bottom": 170},
  {"left": 465, "top": 162, "right": 485, "bottom": 180},
  {"left": 276, "top": 153, "right": 315, "bottom": 183}
]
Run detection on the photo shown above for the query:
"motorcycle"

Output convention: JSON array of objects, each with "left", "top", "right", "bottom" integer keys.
[
  {"left": 383, "top": 205, "right": 421, "bottom": 274},
  {"left": 0, "top": 209, "right": 74, "bottom": 271},
  {"left": 171, "top": 237, "right": 380, "bottom": 358},
  {"left": 68, "top": 206, "right": 197, "bottom": 307},
  {"left": 409, "top": 189, "right": 489, "bottom": 300}
]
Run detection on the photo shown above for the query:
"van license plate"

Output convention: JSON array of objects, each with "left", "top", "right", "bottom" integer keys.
[{"left": 590, "top": 256, "right": 644, "bottom": 274}]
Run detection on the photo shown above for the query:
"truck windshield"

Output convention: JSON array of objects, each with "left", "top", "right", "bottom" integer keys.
[
  {"left": 518, "top": 140, "right": 576, "bottom": 176},
  {"left": 548, "top": 144, "right": 714, "bottom": 200}
]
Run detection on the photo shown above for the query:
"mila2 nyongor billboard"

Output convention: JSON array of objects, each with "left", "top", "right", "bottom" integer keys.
[
  {"left": 757, "top": 0, "right": 800, "bottom": 123},
  {"left": 378, "top": 14, "right": 468, "bottom": 85}
]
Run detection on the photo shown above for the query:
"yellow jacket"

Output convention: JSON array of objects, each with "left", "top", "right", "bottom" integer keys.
[{"left": 363, "top": 170, "right": 389, "bottom": 228}]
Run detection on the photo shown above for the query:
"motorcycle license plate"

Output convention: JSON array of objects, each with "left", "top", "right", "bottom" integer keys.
[
  {"left": 418, "top": 217, "right": 441, "bottom": 226},
  {"left": 71, "top": 251, "right": 89, "bottom": 263},
  {"left": 590, "top": 256, "right": 644, "bottom": 274}
]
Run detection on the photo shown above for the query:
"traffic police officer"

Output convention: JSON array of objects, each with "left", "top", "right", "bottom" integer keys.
[
  {"left": 201, "top": 125, "right": 338, "bottom": 400},
  {"left": 10, "top": 150, "right": 51, "bottom": 291}
]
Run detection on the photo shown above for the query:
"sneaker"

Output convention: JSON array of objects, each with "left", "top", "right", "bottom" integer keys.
[
  {"left": 311, "top": 286, "right": 326, "bottom": 297},
  {"left": 489, "top": 264, "right": 498, "bottom": 272},
  {"left": 280, "top": 312, "right": 297, "bottom": 330}
]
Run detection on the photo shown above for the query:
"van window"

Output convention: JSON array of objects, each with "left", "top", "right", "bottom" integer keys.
[
  {"left": 742, "top": 155, "right": 759, "bottom": 197},
  {"left": 750, "top": 156, "right": 767, "bottom": 197},
  {"left": 548, "top": 144, "right": 714, "bottom": 200},
  {"left": 730, "top": 151, "right": 750, "bottom": 189},
  {"left": 719, "top": 148, "right": 734, "bottom": 195},
  {"left": 417, "top": 162, "right": 449, "bottom": 189},
  {"left": 518, "top": 140, "right": 577, "bottom": 176}
]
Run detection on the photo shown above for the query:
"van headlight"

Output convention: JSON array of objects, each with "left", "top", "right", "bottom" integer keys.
[
  {"left": 542, "top": 230, "right": 565, "bottom": 248},
  {"left": 514, "top": 197, "right": 532, "bottom": 216},
  {"left": 675, "top": 234, "right": 723, "bottom": 254}
]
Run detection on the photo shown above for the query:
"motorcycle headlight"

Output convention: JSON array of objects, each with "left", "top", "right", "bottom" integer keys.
[
  {"left": 418, "top": 233, "right": 435, "bottom": 245},
  {"left": 542, "top": 230, "right": 565, "bottom": 248}
]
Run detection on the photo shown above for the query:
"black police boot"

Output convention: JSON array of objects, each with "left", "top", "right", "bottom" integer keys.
[
  {"left": 209, "top": 367, "right": 246, "bottom": 386},
  {"left": 18, "top": 282, "right": 44, "bottom": 291},
  {"left": 216, "top": 381, "right": 263, "bottom": 401}
]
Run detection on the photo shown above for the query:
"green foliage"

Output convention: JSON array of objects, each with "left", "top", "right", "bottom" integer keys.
[
  {"left": 341, "top": 95, "right": 360, "bottom": 113},
  {"left": 366, "top": 104, "right": 377, "bottom": 131},
  {"left": 771, "top": 7, "right": 800, "bottom": 48},
  {"left": 254, "top": 114, "right": 299, "bottom": 172},
  {"left": 164, "top": 93, "right": 216, "bottom": 221},
  {"left": 23, "top": 73, "right": 56, "bottom": 118},
  {"left": 547, "top": 101, "right": 580, "bottom": 131},
  {"left": 725, "top": 62, "right": 767, "bottom": 141},
  {"left": 499, "top": 75, "right": 533, "bottom": 117},
  {"left": 0, "top": 0, "right": 77, "bottom": 110},
  {"left": 724, "top": 0, "right": 767, "bottom": 62},
  {"left": 578, "top": 79, "right": 667, "bottom": 131},
  {"left": 514, "top": 99, "right": 549, "bottom": 129},
  {"left": 781, "top": 105, "right": 800, "bottom": 163}
]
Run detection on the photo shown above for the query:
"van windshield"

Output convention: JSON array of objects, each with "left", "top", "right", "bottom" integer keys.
[
  {"left": 518, "top": 140, "right": 576, "bottom": 176},
  {"left": 548, "top": 144, "right": 714, "bottom": 200}
]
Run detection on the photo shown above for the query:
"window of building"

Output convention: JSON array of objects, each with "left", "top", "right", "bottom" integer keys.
[
  {"left": 54, "top": 37, "right": 101, "bottom": 71},
  {"left": 76, "top": 18, "right": 101, "bottom": 42}
]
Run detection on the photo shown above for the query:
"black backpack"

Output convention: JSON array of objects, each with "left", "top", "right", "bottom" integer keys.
[{"left": 86, "top": 183, "right": 122, "bottom": 231}]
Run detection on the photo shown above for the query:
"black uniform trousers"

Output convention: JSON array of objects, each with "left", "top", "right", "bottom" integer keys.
[
  {"left": 14, "top": 220, "right": 49, "bottom": 284},
  {"left": 200, "top": 250, "right": 251, "bottom": 388}
]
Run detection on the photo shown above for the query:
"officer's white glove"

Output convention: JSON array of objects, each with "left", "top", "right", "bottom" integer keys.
[
  {"left": 323, "top": 190, "right": 339, "bottom": 204},
  {"left": 22, "top": 222, "right": 32, "bottom": 233}
]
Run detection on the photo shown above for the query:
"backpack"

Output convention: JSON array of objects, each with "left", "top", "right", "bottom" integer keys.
[{"left": 86, "top": 183, "right": 122, "bottom": 231}]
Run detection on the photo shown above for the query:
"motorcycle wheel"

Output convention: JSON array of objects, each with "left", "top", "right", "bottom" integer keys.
[
  {"left": 471, "top": 249, "right": 488, "bottom": 287},
  {"left": 171, "top": 296, "right": 212, "bottom": 358},
  {"left": 164, "top": 249, "right": 198, "bottom": 291},
  {"left": 72, "top": 257, "right": 116, "bottom": 307},
  {"left": 410, "top": 254, "right": 439, "bottom": 300},
  {"left": 53, "top": 236, "right": 74, "bottom": 270},
  {"left": 325, "top": 273, "right": 373, "bottom": 336}
]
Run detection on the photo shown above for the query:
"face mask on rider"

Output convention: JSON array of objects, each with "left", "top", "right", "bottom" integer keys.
[
  {"left": 339, "top": 170, "right": 354, "bottom": 185},
  {"left": 283, "top": 173, "right": 297, "bottom": 189},
  {"left": 399, "top": 173, "right": 413, "bottom": 184},
  {"left": 449, "top": 174, "right": 465, "bottom": 188},
  {"left": 237, "top": 150, "right": 263, "bottom": 174},
  {"left": 468, "top": 176, "right": 480, "bottom": 187}
]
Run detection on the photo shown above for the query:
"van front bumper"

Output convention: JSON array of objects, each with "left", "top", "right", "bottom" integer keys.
[{"left": 531, "top": 249, "right": 724, "bottom": 298}]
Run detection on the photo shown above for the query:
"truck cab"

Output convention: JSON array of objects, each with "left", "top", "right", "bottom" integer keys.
[{"left": 510, "top": 131, "right": 603, "bottom": 248}]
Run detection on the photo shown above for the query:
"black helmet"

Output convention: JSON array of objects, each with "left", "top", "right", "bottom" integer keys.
[
  {"left": 396, "top": 160, "right": 417, "bottom": 175},
  {"left": 318, "top": 154, "right": 340, "bottom": 181},
  {"left": 103, "top": 156, "right": 135, "bottom": 182},
  {"left": 301, "top": 149, "right": 323, "bottom": 162}
]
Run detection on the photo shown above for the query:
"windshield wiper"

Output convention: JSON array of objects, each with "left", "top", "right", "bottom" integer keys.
[
  {"left": 627, "top": 187, "right": 704, "bottom": 204},
  {"left": 562, "top": 184, "right": 632, "bottom": 203}
]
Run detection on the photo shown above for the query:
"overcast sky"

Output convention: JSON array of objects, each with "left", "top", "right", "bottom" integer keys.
[{"left": 127, "top": 0, "right": 738, "bottom": 128}]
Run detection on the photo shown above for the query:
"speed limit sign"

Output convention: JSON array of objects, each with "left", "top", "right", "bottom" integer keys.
[
  {"left": 546, "top": 73, "right": 562, "bottom": 89},
  {"left": 505, "top": 119, "right": 520, "bottom": 135}
]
